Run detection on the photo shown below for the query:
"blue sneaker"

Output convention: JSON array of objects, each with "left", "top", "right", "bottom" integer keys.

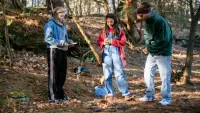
[
  {"left": 159, "top": 99, "right": 171, "bottom": 105},
  {"left": 139, "top": 95, "right": 156, "bottom": 102}
]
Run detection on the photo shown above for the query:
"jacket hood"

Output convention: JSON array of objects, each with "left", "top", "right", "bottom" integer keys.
[{"left": 48, "top": 16, "right": 64, "bottom": 27}]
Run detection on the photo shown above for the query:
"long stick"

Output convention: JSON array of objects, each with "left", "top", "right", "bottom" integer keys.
[
  {"left": 63, "top": 0, "right": 101, "bottom": 65},
  {"left": 1, "top": 0, "right": 13, "bottom": 66}
]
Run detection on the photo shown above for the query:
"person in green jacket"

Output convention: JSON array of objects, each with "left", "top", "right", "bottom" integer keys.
[{"left": 136, "top": 2, "right": 173, "bottom": 105}]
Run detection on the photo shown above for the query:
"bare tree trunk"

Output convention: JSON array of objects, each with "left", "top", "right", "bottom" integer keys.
[
  {"left": 47, "top": 0, "right": 64, "bottom": 11},
  {"left": 181, "top": 0, "right": 200, "bottom": 85},
  {"left": 112, "top": 0, "right": 116, "bottom": 13},
  {"left": 97, "top": 4, "right": 101, "bottom": 16},
  {"left": 1, "top": 0, "right": 13, "bottom": 67},
  {"left": 46, "top": 0, "right": 49, "bottom": 7},
  {"left": 114, "top": 0, "right": 137, "bottom": 48},
  {"left": 66, "top": 0, "right": 70, "bottom": 15},
  {"left": 93, "top": 0, "right": 109, "bottom": 15},
  {"left": 124, "top": 0, "right": 140, "bottom": 44},
  {"left": 63, "top": 0, "right": 101, "bottom": 65},
  {"left": 75, "top": 0, "right": 78, "bottom": 16},
  {"left": 32, "top": 0, "right": 34, "bottom": 7},
  {"left": 79, "top": 0, "right": 82, "bottom": 16},
  {"left": 103, "top": 0, "right": 109, "bottom": 14},
  {"left": 37, "top": 0, "right": 40, "bottom": 6},
  {"left": 22, "top": 0, "right": 26, "bottom": 7},
  {"left": 93, "top": 0, "right": 101, "bottom": 15},
  {"left": 6, "top": 0, "right": 24, "bottom": 10},
  {"left": 53, "top": 0, "right": 64, "bottom": 8},
  {"left": 87, "top": 0, "right": 91, "bottom": 16}
]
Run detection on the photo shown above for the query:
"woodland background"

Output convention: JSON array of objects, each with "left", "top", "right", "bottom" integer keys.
[{"left": 0, "top": 0, "right": 200, "bottom": 112}]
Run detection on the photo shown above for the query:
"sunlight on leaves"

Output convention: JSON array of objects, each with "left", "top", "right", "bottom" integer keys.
[{"left": 6, "top": 19, "right": 13, "bottom": 26}]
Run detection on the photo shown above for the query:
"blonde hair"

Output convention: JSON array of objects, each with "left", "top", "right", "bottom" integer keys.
[{"left": 52, "top": 7, "right": 67, "bottom": 19}]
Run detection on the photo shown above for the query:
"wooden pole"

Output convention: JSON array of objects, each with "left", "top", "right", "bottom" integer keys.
[
  {"left": 1, "top": 0, "right": 13, "bottom": 66},
  {"left": 63, "top": 0, "right": 101, "bottom": 65}
]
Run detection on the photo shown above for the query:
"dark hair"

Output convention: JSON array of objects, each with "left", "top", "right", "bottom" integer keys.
[
  {"left": 140, "top": 2, "right": 152, "bottom": 9},
  {"left": 52, "top": 7, "right": 66, "bottom": 19},
  {"left": 137, "top": 2, "right": 152, "bottom": 14},
  {"left": 104, "top": 13, "right": 120, "bottom": 37}
]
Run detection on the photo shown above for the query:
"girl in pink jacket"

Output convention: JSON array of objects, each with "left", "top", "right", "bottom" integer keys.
[{"left": 97, "top": 13, "right": 132, "bottom": 101}]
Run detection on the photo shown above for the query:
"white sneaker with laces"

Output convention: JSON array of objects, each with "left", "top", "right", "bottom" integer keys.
[
  {"left": 159, "top": 99, "right": 171, "bottom": 105},
  {"left": 139, "top": 95, "right": 156, "bottom": 102}
]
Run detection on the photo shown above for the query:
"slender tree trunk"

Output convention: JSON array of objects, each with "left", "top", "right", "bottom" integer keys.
[
  {"left": 32, "top": 0, "right": 34, "bottom": 7},
  {"left": 63, "top": 0, "right": 101, "bottom": 65},
  {"left": 75, "top": 0, "right": 78, "bottom": 16},
  {"left": 112, "top": 0, "right": 116, "bottom": 13},
  {"left": 83, "top": 0, "right": 86, "bottom": 15},
  {"left": 97, "top": 4, "right": 101, "bottom": 16},
  {"left": 93, "top": 0, "right": 101, "bottom": 15},
  {"left": 46, "top": 0, "right": 49, "bottom": 7},
  {"left": 127, "top": 14, "right": 135, "bottom": 43},
  {"left": 53, "top": 0, "right": 64, "bottom": 8},
  {"left": 1, "top": 0, "right": 13, "bottom": 66},
  {"left": 22, "top": 0, "right": 26, "bottom": 7},
  {"left": 114, "top": 0, "right": 137, "bottom": 47},
  {"left": 47, "top": 0, "right": 64, "bottom": 11},
  {"left": 79, "top": 0, "right": 82, "bottom": 16},
  {"left": 124, "top": 0, "right": 139, "bottom": 44},
  {"left": 182, "top": 0, "right": 200, "bottom": 85},
  {"left": 103, "top": 0, "right": 109, "bottom": 14},
  {"left": 37, "top": 0, "right": 40, "bottom": 6},
  {"left": 87, "top": 0, "right": 91, "bottom": 16},
  {"left": 93, "top": 0, "right": 109, "bottom": 15},
  {"left": 66, "top": 0, "right": 70, "bottom": 15},
  {"left": 6, "top": 0, "right": 23, "bottom": 10}
]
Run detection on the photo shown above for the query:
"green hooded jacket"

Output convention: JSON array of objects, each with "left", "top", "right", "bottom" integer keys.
[{"left": 144, "top": 12, "right": 173, "bottom": 56}]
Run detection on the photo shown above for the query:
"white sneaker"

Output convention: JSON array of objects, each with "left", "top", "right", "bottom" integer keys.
[
  {"left": 139, "top": 95, "right": 156, "bottom": 102},
  {"left": 159, "top": 99, "right": 171, "bottom": 105}
]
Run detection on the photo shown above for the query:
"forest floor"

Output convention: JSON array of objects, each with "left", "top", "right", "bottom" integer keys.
[{"left": 0, "top": 12, "right": 200, "bottom": 113}]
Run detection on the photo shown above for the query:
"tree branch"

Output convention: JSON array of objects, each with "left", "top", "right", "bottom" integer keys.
[
  {"left": 1, "top": 0, "right": 13, "bottom": 66},
  {"left": 63, "top": 0, "right": 101, "bottom": 65}
]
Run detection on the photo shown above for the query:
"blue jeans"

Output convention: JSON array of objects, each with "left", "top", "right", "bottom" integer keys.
[
  {"left": 102, "top": 45, "right": 130, "bottom": 96},
  {"left": 144, "top": 54, "right": 171, "bottom": 101}
]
